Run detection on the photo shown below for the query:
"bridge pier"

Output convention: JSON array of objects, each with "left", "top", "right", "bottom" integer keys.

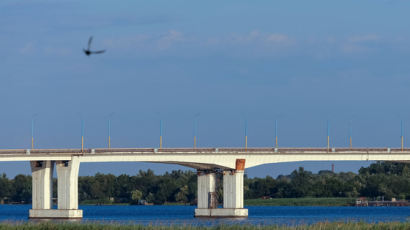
[
  {"left": 194, "top": 171, "right": 217, "bottom": 217},
  {"left": 29, "top": 160, "right": 54, "bottom": 219},
  {"left": 55, "top": 156, "right": 82, "bottom": 219},
  {"left": 29, "top": 157, "right": 82, "bottom": 219},
  {"left": 219, "top": 169, "right": 247, "bottom": 217},
  {"left": 195, "top": 159, "right": 248, "bottom": 218}
]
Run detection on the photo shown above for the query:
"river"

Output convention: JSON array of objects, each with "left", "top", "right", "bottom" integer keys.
[{"left": 0, "top": 205, "right": 409, "bottom": 226}]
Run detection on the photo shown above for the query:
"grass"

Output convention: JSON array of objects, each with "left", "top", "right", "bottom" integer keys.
[
  {"left": 245, "top": 197, "right": 356, "bottom": 206},
  {"left": 0, "top": 222, "right": 410, "bottom": 230}
]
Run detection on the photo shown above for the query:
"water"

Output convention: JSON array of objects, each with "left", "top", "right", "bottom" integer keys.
[{"left": 0, "top": 205, "right": 409, "bottom": 226}]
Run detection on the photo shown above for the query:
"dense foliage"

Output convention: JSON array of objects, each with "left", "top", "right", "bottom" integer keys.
[{"left": 0, "top": 162, "right": 409, "bottom": 205}]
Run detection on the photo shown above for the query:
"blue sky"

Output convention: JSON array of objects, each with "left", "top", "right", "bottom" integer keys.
[{"left": 1, "top": 0, "right": 410, "bottom": 177}]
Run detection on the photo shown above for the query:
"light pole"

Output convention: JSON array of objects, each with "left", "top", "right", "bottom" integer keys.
[
  {"left": 349, "top": 121, "right": 352, "bottom": 149},
  {"left": 193, "top": 118, "right": 198, "bottom": 148},
  {"left": 31, "top": 118, "right": 34, "bottom": 149},
  {"left": 159, "top": 120, "right": 163, "bottom": 149},
  {"left": 108, "top": 119, "right": 111, "bottom": 149},
  {"left": 327, "top": 120, "right": 330, "bottom": 151},
  {"left": 245, "top": 120, "right": 248, "bottom": 150},
  {"left": 401, "top": 120, "right": 404, "bottom": 151},
  {"left": 275, "top": 120, "right": 278, "bottom": 148},
  {"left": 31, "top": 114, "right": 38, "bottom": 149},
  {"left": 81, "top": 120, "right": 85, "bottom": 152}
]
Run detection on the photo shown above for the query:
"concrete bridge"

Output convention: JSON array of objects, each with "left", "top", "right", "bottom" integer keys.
[{"left": 1, "top": 147, "right": 410, "bottom": 219}]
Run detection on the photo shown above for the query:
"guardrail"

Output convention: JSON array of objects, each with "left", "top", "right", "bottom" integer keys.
[{"left": 1, "top": 147, "right": 410, "bottom": 155}]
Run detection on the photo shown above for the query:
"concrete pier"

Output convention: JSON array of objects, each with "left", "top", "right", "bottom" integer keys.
[
  {"left": 29, "top": 157, "right": 82, "bottom": 219},
  {"left": 194, "top": 171, "right": 217, "bottom": 217},
  {"left": 29, "top": 160, "right": 54, "bottom": 219},
  {"left": 55, "top": 156, "right": 82, "bottom": 219},
  {"left": 195, "top": 159, "right": 248, "bottom": 217},
  {"left": 220, "top": 169, "right": 247, "bottom": 217}
]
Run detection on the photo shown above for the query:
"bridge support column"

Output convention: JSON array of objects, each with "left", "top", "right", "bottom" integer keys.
[
  {"left": 194, "top": 171, "right": 217, "bottom": 217},
  {"left": 213, "top": 169, "right": 247, "bottom": 217},
  {"left": 29, "top": 161, "right": 54, "bottom": 219},
  {"left": 195, "top": 159, "right": 248, "bottom": 218},
  {"left": 54, "top": 156, "right": 82, "bottom": 219}
]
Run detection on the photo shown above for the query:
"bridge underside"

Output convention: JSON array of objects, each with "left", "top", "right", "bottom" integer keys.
[{"left": 156, "top": 161, "right": 228, "bottom": 170}]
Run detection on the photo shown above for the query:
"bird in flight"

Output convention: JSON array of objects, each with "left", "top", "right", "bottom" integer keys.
[{"left": 83, "top": 36, "right": 106, "bottom": 56}]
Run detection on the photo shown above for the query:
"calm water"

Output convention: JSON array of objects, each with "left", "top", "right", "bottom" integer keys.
[{"left": 0, "top": 205, "right": 409, "bottom": 226}]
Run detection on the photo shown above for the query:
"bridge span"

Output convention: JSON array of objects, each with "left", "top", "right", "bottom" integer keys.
[{"left": 1, "top": 147, "right": 409, "bottom": 219}]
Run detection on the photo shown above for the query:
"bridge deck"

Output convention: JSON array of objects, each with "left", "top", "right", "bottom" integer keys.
[
  {"left": 1, "top": 147, "right": 410, "bottom": 169},
  {"left": 0, "top": 147, "right": 410, "bottom": 155}
]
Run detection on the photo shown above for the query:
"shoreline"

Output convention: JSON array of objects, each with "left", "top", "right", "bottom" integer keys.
[
  {"left": 78, "top": 197, "right": 357, "bottom": 206},
  {"left": 0, "top": 197, "right": 360, "bottom": 207}
]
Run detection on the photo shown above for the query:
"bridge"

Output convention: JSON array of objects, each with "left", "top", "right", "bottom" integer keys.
[{"left": 1, "top": 147, "right": 410, "bottom": 219}]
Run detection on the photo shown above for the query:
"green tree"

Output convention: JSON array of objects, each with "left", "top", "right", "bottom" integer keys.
[
  {"left": 175, "top": 185, "right": 189, "bottom": 204},
  {"left": 11, "top": 174, "right": 31, "bottom": 203},
  {"left": 131, "top": 189, "right": 143, "bottom": 204},
  {"left": 145, "top": 192, "right": 155, "bottom": 203},
  {"left": 0, "top": 174, "right": 11, "bottom": 203},
  {"left": 78, "top": 176, "right": 94, "bottom": 201},
  {"left": 289, "top": 167, "right": 313, "bottom": 197},
  {"left": 115, "top": 174, "right": 132, "bottom": 203}
]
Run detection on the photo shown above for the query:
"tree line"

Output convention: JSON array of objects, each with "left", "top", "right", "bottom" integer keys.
[{"left": 1, "top": 161, "right": 410, "bottom": 205}]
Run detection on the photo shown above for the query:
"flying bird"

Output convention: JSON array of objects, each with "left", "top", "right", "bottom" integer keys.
[{"left": 83, "top": 36, "right": 106, "bottom": 56}]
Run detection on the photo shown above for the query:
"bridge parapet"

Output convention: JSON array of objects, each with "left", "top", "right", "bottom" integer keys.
[{"left": 2, "top": 147, "right": 410, "bottom": 156}]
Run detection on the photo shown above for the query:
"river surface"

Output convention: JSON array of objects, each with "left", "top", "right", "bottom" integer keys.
[{"left": 0, "top": 205, "right": 409, "bottom": 226}]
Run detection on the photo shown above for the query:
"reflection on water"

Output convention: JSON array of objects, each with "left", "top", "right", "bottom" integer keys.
[{"left": 0, "top": 205, "right": 409, "bottom": 226}]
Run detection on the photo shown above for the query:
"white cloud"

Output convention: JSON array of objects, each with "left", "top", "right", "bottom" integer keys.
[
  {"left": 230, "top": 30, "right": 291, "bottom": 45},
  {"left": 341, "top": 44, "right": 368, "bottom": 54},
  {"left": 66, "top": 30, "right": 396, "bottom": 59},
  {"left": 347, "top": 34, "right": 380, "bottom": 43},
  {"left": 157, "top": 30, "right": 187, "bottom": 49},
  {"left": 18, "top": 41, "right": 72, "bottom": 57},
  {"left": 340, "top": 34, "right": 381, "bottom": 54},
  {"left": 266, "top": 34, "right": 290, "bottom": 43},
  {"left": 102, "top": 35, "right": 151, "bottom": 50},
  {"left": 19, "top": 42, "right": 36, "bottom": 54},
  {"left": 43, "top": 46, "right": 72, "bottom": 56}
]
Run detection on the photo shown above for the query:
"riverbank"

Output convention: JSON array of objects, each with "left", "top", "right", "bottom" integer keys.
[
  {"left": 0, "top": 222, "right": 409, "bottom": 230},
  {"left": 245, "top": 197, "right": 356, "bottom": 206},
  {"left": 79, "top": 200, "right": 188, "bottom": 206},
  {"left": 78, "top": 198, "right": 356, "bottom": 206}
]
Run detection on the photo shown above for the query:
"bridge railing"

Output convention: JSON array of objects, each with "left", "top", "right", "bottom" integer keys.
[{"left": 1, "top": 147, "right": 410, "bottom": 155}]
